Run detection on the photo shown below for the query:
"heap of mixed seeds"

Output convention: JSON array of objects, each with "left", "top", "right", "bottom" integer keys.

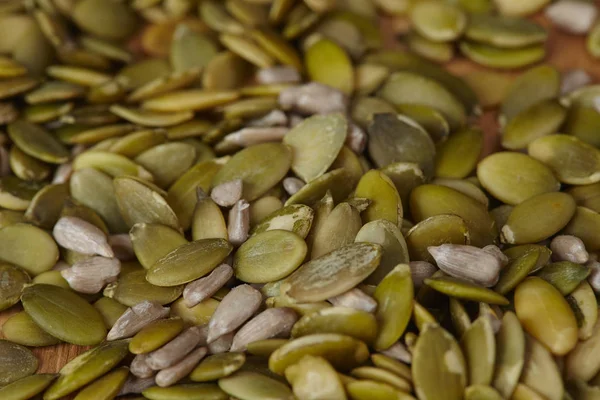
[{"left": 0, "top": 0, "right": 600, "bottom": 399}]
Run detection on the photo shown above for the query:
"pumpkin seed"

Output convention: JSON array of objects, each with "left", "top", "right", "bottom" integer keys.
[
  {"left": 143, "top": 383, "right": 228, "bottom": 400},
  {"left": 0, "top": 223, "right": 58, "bottom": 275},
  {"left": 502, "top": 100, "right": 567, "bottom": 150},
  {"left": 72, "top": 0, "right": 137, "bottom": 40},
  {"left": 565, "top": 317, "right": 600, "bottom": 382},
  {"left": 459, "top": 41, "right": 545, "bottom": 70},
  {"left": 104, "top": 270, "right": 183, "bottom": 306},
  {"left": 171, "top": 296, "right": 220, "bottom": 326},
  {"left": 425, "top": 275, "right": 510, "bottom": 305},
  {"left": 93, "top": 297, "right": 128, "bottom": 329},
  {"left": 129, "top": 317, "right": 185, "bottom": 354},
  {"left": 563, "top": 206, "right": 600, "bottom": 251},
  {"left": 142, "top": 89, "right": 239, "bottom": 112},
  {"left": 520, "top": 335, "right": 564, "bottom": 400},
  {"left": 465, "top": 14, "right": 547, "bottom": 48},
  {"left": 0, "top": 262, "right": 29, "bottom": 311},
  {"left": 0, "top": 176, "right": 43, "bottom": 210},
  {"left": 1, "top": 310, "right": 60, "bottom": 346},
  {"left": 291, "top": 306, "right": 378, "bottom": 344},
  {"left": 285, "top": 355, "right": 346, "bottom": 400},
  {"left": 567, "top": 281, "right": 598, "bottom": 340},
  {"left": 218, "top": 371, "right": 293, "bottom": 400},
  {"left": 410, "top": 0, "right": 466, "bottom": 42},
  {"left": 406, "top": 32, "right": 454, "bottom": 63},
  {"left": 73, "top": 367, "right": 128, "bottom": 400},
  {"left": 0, "top": 340, "right": 38, "bottom": 386},
  {"left": 8, "top": 119, "right": 69, "bottom": 164},
  {"left": 495, "top": 247, "right": 541, "bottom": 294},
  {"left": 0, "top": 373, "right": 57, "bottom": 400},
  {"left": 461, "top": 316, "right": 495, "bottom": 386},
  {"left": 305, "top": 38, "right": 354, "bottom": 94},
  {"left": 536, "top": 261, "right": 591, "bottom": 295},
  {"left": 0, "top": 77, "right": 39, "bottom": 100}
]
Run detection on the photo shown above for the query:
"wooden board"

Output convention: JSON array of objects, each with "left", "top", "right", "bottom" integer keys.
[{"left": 1, "top": 12, "right": 600, "bottom": 376}]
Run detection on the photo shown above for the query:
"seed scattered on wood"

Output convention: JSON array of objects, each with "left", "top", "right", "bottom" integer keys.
[
  {"left": 208, "top": 284, "right": 262, "bottom": 343},
  {"left": 208, "top": 332, "right": 234, "bottom": 354},
  {"left": 107, "top": 301, "right": 170, "bottom": 341},
  {"left": 108, "top": 234, "right": 135, "bottom": 261},
  {"left": 146, "top": 326, "right": 204, "bottom": 370},
  {"left": 545, "top": 0, "right": 598, "bottom": 34},
  {"left": 222, "top": 127, "right": 289, "bottom": 147},
  {"left": 230, "top": 307, "right": 298, "bottom": 352},
  {"left": 52, "top": 163, "right": 73, "bottom": 184},
  {"left": 561, "top": 69, "right": 591, "bottom": 95},
  {"left": 428, "top": 244, "right": 502, "bottom": 287},
  {"left": 247, "top": 109, "right": 288, "bottom": 127},
  {"left": 131, "top": 354, "right": 155, "bottom": 378},
  {"left": 228, "top": 200, "right": 250, "bottom": 247},
  {"left": 283, "top": 177, "right": 305, "bottom": 196},
  {"left": 380, "top": 341, "right": 412, "bottom": 364},
  {"left": 408, "top": 261, "right": 438, "bottom": 289},
  {"left": 551, "top": 235, "right": 589, "bottom": 264},
  {"left": 118, "top": 376, "right": 156, "bottom": 396},
  {"left": 211, "top": 179, "right": 243, "bottom": 208},
  {"left": 328, "top": 288, "right": 378, "bottom": 313},
  {"left": 347, "top": 123, "right": 367, "bottom": 154},
  {"left": 61, "top": 256, "right": 121, "bottom": 294},
  {"left": 279, "top": 82, "right": 348, "bottom": 115},
  {"left": 256, "top": 66, "right": 301, "bottom": 85},
  {"left": 53, "top": 216, "right": 114, "bottom": 257},
  {"left": 183, "top": 263, "right": 234, "bottom": 308},
  {"left": 482, "top": 244, "right": 509, "bottom": 268},
  {"left": 155, "top": 347, "right": 208, "bottom": 387}
]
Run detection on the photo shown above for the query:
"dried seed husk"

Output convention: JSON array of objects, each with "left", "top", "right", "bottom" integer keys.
[
  {"left": 203, "top": 51, "right": 252, "bottom": 91},
  {"left": 283, "top": 113, "right": 347, "bottom": 183},
  {"left": 0, "top": 262, "right": 30, "bottom": 311},
  {"left": 406, "top": 32, "right": 454, "bottom": 63},
  {"left": 465, "top": 14, "right": 547, "bottom": 48},
  {"left": 567, "top": 281, "right": 598, "bottom": 340},
  {"left": 0, "top": 223, "right": 58, "bottom": 275},
  {"left": 104, "top": 270, "right": 183, "bottom": 306},
  {"left": 171, "top": 297, "right": 220, "bottom": 326},
  {"left": 373, "top": 264, "right": 413, "bottom": 350},
  {"left": 502, "top": 100, "right": 567, "bottom": 150},
  {"left": 412, "top": 324, "right": 467, "bottom": 400},
  {"left": 459, "top": 41, "right": 545, "bottom": 70},
  {"left": 168, "top": 160, "right": 223, "bottom": 230},
  {"left": 425, "top": 275, "right": 510, "bottom": 305},
  {"left": 212, "top": 143, "right": 291, "bottom": 202},
  {"left": 461, "top": 316, "right": 496, "bottom": 386},
  {"left": 495, "top": 247, "right": 541, "bottom": 294},
  {"left": 410, "top": 184, "right": 496, "bottom": 247},
  {"left": 0, "top": 340, "right": 38, "bottom": 386},
  {"left": 410, "top": 0, "right": 466, "bottom": 42},
  {"left": 477, "top": 152, "right": 560, "bottom": 205},
  {"left": 1, "top": 310, "right": 60, "bottom": 347},
  {"left": 428, "top": 244, "right": 501, "bottom": 287},
  {"left": 147, "top": 239, "right": 233, "bottom": 287},
  {"left": 520, "top": 336, "right": 564, "bottom": 400},
  {"left": 7, "top": 119, "right": 68, "bottom": 164},
  {"left": 231, "top": 307, "right": 297, "bottom": 352},
  {"left": 528, "top": 134, "right": 600, "bottom": 185},
  {"left": 218, "top": 371, "right": 293, "bottom": 400},
  {"left": 269, "top": 333, "right": 370, "bottom": 374},
  {"left": 143, "top": 383, "right": 228, "bottom": 400},
  {"left": 563, "top": 206, "right": 600, "bottom": 252},
  {"left": 129, "top": 317, "right": 185, "bottom": 354},
  {"left": 208, "top": 284, "right": 262, "bottom": 342},
  {"left": 501, "top": 192, "right": 576, "bottom": 244},
  {"left": 0, "top": 373, "right": 57, "bottom": 400},
  {"left": 281, "top": 242, "right": 382, "bottom": 302},
  {"left": 291, "top": 306, "right": 378, "bottom": 344},
  {"left": 285, "top": 355, "right": 346, "bottom": 400},
  {"left": 305, "top": 38, "right": 354, "bottom": 94},
  {"left": 93, "top": 297, "right": 128, "bottom": 329}
]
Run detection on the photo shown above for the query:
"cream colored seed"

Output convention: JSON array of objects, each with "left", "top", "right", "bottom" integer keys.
[
  {"left": 183, "top": 263, "right": 233, "bottom": 307},
  {"left": 107, "top": 301, "right": 170, "bottom": 341},
  {"left": 545, "top": 0, "right": 598, "bottom": 34},
  {"left": 279, "top": 82, "right": 348, "bottom": 115},
  {"left": 228, "top": 199, "right": 250, "bottom": 246},
  {"left": 155, "top": 347, "right": 208, "bottom": 387},
  {"left": 247, "top": 109, "right": 289, "bottom": 128},
  {"left": 61, "top": 256, "right": 121, "bottom": 294},
  {"left": 230, "top": 307, "right": 298, "bottom": 352},
  {"left": 208, "top": 332, "right": 234, "bottom": 354},
  {"left": 118, "top": 376, "right": 156, "bottom": 396},
  {"left": 131, "top": 354, "right": 155, "bottom": 379},
  {"left": 256, "top": 66, "right": 301, "bottom": 85},
  {"left": 51, "top": 163, "right": 73, "bottom": 184},
  {"left": 207, "top": 284, "right": 262, "bottom": 343},
  {"left": 146, "top": 326, "right": 204, "bottom": 370},
  {"left": 53, "top": 216, "right": 114, "bottom": 257},
  {"left": 328, "top": 288, "right": 378, "bottom": 313},
  {"left": 561, "top": 69, "right": 591, "bottom": 95},
  {"left": 283, "top": 177, "right": 305, "bottom": 196},
  {"left": 380, "top": 342, "right": 412, "bottom": 364},
  {"left": 108, "top": 234, "right": 135, "bottom": 261},
  {"left": 550, "top": 235, "right": 589, "bottom": 264},
  {"left": 211, "top": 179, "right": 243, "bottom": 208},
  {"left": 408, "top": 261, "right": 438, "bottom": 289},
  {"left": 482, "top": 244, "right": 509, "bottom": 268},
  {"left": 222, "top": 127, "right": 289, "bottom": 147},
  {"left": 428, "top": 244, "right": 502, "bottom": 287},
  {"left": 346, "top": 123, "right": 367, "bottom": 154}
]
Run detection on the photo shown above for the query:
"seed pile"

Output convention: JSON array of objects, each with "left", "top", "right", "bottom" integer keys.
[{"left": 0, "top": 0, "right": 600, "bottom": 399}]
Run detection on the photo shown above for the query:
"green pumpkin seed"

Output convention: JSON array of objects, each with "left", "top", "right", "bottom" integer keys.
[
  {"left": 491, "top": 312, "right": 525, "bottom": 398},
  {"left": 495, "top": 247, "right": 540, "bottom": 294},
  {"left": 108, "top": 129, "right": 167, "bottom": 158},
  {"left": 73, "top": 367, "right": 128, "bottom": 400},
  {"left": 0, "top": 56, "right": 26, "bottom": 78},
  {"left": 169, "top": 26, "right": 217, "bottom": 74},
  {"left": 190, "top": 352, "right": 246, "bottom": 382},
  {"left": 0, "top": 223, "right": 58, "bottom": 275},
  {"left": 425, "top": 276, "right": 510, "bottom": 305},
  {"left": 135, "top": 142, "right": 197, "bottom": 188},
  {"left": 464, "top": 385, "right": 504, "bottom": 400},
  {"left": 461, "top": 316, "right": 495, "bottom": 386},
  {"left": 281, "top": 242, "right": 382, "bottom": 302},
  {"left": 567, "top": 281, "right": 598, "bottom": 340},
  {"left": 128, "top": 67, "right": 203, "bottom": 103},
  {"left": 568, "top": 182, "right": 600, "bottom": 213},
  {"left": 147, "top": 239, "right": 233, "bottom": 286},
  {"left": 477, "top": 152, "right": 560, "bottom": 205},
  {"left": 291, "top": 306, "right": 378, "bottom": 344},
  {"left": 142, "top": 89, "right": 239, "bottom": 113},
  {"left": 563, "top": 206, "right": 600, "bottom": 251},
  {"left": 191, "top": 190, "right": 228, "bottom": 241},
  {"left": 21, "top": 284, "right": 106, "bottom": 345},
  {"left": 351, "top": 96, "right": 396, "bottom": 129},
  {"left": 354, "top": 63, "right": 390, "bottom": 95},
  {"left": 379, "top": 162, "right": 425, "bottom": 213},
  {"left": 502, "top": 100, "right": 566, "bottom": 150},
  {"left": 32, "top": 270, "right": 70, "bottom": 289},
  {"left": 0, "top": 77, "right": 38, "bottom": 100},
  {"left": 432, "top": 178, "right": 489, "bottom": 207},
  {"left": 285, "top": 168, "right": 354, "bottom": 206},
  {"left": 449, "top": 298, "right": 471, "bottom": 339},
  {"left": 412, "top": 324, "right": 467, "bottom": 400},
  {"left": 587, "top": 22, "right": 600, "bottom": 58},
  {"left": 283, "top": 113, "right": 347, "bottom": 182},
  {"left": 0, "top": 340, "right": 38, "bottom": 386},
  {"left": 144, "top": 383, "right": 228, "bottom": 400},
  {"left": 354, "top": 170, "right": 401, "bottom": 225},
  {"left": 226, "top": 0, "right": 269, "bottom": 26},
  {"left": 410, "top": 0, "right": 466, "bottom": 42},
  {"left": 1, "top": 310, "right": 60, "bottom": 346},
  {"left": 305, "top": 38, "right": 354, "bottom": 94},
  {"left": 251, "top": 28, "right": 303, "bottom": 71},
  {"left": 104, "top": 269, "right": 184, "bottom": 306},
  {"left": 562, "top": 102, "right": 600, "bottom": 148},
  {"left": 171, "top": 296, "right": 220, "bottom": 326},
  {"left": 536, "top": 261, "right": 591, "bottom": 295},
  {"left": 44, "top": 340, "right": 130, "bottom": 400},
  {"left": 0, "top": 210, "right": 26, "bottom": 229},
  {"left": 72, "top": 0, "right": 136, "bottom": 39},
  {"left": 92, "top": 297, "right": 127, "bottom": 329},
  {"left": 203, "top": 51, "right": 252, "bottom": 91},
  {"left": 110, "top": 104, "right": 194, "bottom": 128},
  {"left": 410, "top": 184, "right": 496, "bottom": 247},
  {"left": 200, "top": 0, "right": 245, "bottom": 34},
  {"left": 0, "top": 373, "right": 57, "bottom": 400},
  {"left": 24, "top": 102, "right": 74, "bottom": 124},
  {"left": 565, "top": 316, "right": 600, "bottom": 382},
  {"left": 462, "top": 70, "right": 513, "bottom": 109},
  {"left": 395, "top": 104, "right": 450, "bottom": 144},
  {"left": 346, "top": 380, "right": 415, "bottom": 400},
  {"left": 504, "top": 244, "right": 551, "bottom": 273},
  {"left": 0, "top": 176, "right": 43, "bottom": 211},
  {"left": 501, "top": 192, "right": 576, "bottom": 244},
  {"left": 24, "top": 183, "right": 68, "bottom": 229},
  {"left": 370, "top": 354, "right": 412, "bottom": 382},
  {"left": 220, "top": 33, "right": 275, "bottom": 68},
  {"left": 234, "top": 229, "right": 307, "bottom": 283},
  {"left": 129, "top": 317, "right": 185, "bottom": 354},
  {"left": 459, "top": 42, "right": 545, "bottom": 70},
  {"left": 0, "top": 262, "right": 29, "bottom": 310},
  {"left": 247, "top": 339, "right": 289, "bottom": 358},
  {"left": 7, "top": 119, "right": 68, "bottom": 164},
  {"left": 222, "top": 97, "right": 279, "bottom": 120},
  {"left": 520, "top": 335, "right": 564, "bottom": 400},
  {"left": 514, "top": 277, "right": 578, "bottom": 356},
  {"left": 80, "top": 36, "right": 132, "bottom": 63},
  {"left": 65, "top": 124, "right": 137, "bottom": 145},
  {"left": 465, "top": 15, "right": 547, "bottom": 48},
  {"left": 285, "top": 355, "right": 346, "bottom": 400},
  {"left": 73, "top": 151, "right": 153, "bottom": 181},
  {"left": 269, "top": 333, "right": 369, "bottom": 374},
  {"left": 435, "top": 127, "right": 483, "bottom": 179},
  {"left": 218, "top": 371, "right": 293, "bottom": 400},
  {"left": 406, "top": 32, "right": 455, "bottom": 63}
]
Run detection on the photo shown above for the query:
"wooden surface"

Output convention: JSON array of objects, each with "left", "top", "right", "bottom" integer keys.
[{"left": 1, "top": 11, "right": 600, "bottom": 377}]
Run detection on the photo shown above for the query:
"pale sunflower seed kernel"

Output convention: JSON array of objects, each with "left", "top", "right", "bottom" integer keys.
[
  {"left": 561, "top": 69, "right": 592, "bottom": 95},
  {"left": 545, "top": 0, "right": 598, "bottom": 34},
  {"left": 283, "top": 177, "right": 305, "bottom": 195},
  {"left": 183, "top": 263, "right": 234, "bottom": 308},
  {"left": 347, "top": 123, "right": 367, "bottom": 154},
  {"left": 256, "top": 66, "right": 301, "bottom": 85},
  {"left": 428, "top": 244, "right": 502, "bottom": 287},
  {"left": 482, "top": 244, "right": 510, "bottom": 268},
  {"left": 223, "top": 127, "right": 289, "bottom": 147},
  {"left": 587, "top": 260, "right": 600, "bottom": 293},
  {"left": 408, "top": 261, "right": 439, "bottom": 289},
  {"left": 207, "top": 284, "right": 262, "bottom": 343},
  {"left": 52, "top": 163, "right": 73, "bottom": 184},
  {"left": 0, "top": 102, "right": 17, "bottom": 125},
  {"left": 131, "top": 354, "right": 155, "bottom": 378},
  {"left": 146, "top": 326, "right": 204, "bottom": 370},
  {"left": 228, "top": 199, "right": 250, "bottom": 247},
  {"left": 155, "top": 347, "right": 208, "bottom": 387},
  {"left": 381, "top": 341, "right": 413, "bottom": 364},
  {"left": 247, "top": 110, "right": 289, "bottom": 128},
  {"left": 328, "top": 288, "right": 378, "bottom": 313},
  {"left": 208, "top": 331, "right": 234, "bottom": 354},
  {"left": 550, "top": 235, "right": 589, "bottom": 264},
  {"left": 107, "top": 300, "right": 170, "bottom": 341},
  {"left": 230, "top": 307, "right": 298, "bottom": 352},
  {"left": 61, "top": 256, "right": 121, "bottom": 294},
  {"left": 53, "top": 216, "right": 114, "bottom": 257},
  {"left": 278, "top": 82, "right": 349, "bottom": 115},
  {"left": 118, "top": 376, "right": 156, "bottom": 396},
  {"left": 108, "top": 234, "right": 136, "bottom": 261},
  {"left": 211, "top": 179, "right": 243, "bottom": 208}
]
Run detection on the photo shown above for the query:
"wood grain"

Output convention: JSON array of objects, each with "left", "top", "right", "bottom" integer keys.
[{"left": 1, "top": 11, "right": 600, "bottom": 376}]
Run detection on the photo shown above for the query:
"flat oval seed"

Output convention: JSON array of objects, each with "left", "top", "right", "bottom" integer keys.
[
  {"left": 285, "top": 168, "right": 354, "bottom": 206},
  {"left": 514, "top": 277, "right": 578, "bottom": 355},
  {"left": 412, "top": 324, "right": 466, "bottom": 400},
  {"left": 0, "top": 223, "right": 59, "bottom": 275},
  {"left": 130, "top": 318, "right": 185, "bottom": 354},
  {"left": 305, "top": 38, "right": 354, "bottom": 94},
  {"left": 435, "top": 127, "right": 483, "bottom": 179},
  {"left": 105, "top": 268, "right": 183, "bottom": 306},
  {"left": 492, "top": 312, "right": 525, "bottom": 398},
  {"left": 346, "top": 380, "right": 414, "bottom": 400},
  {"left": 501, "top": 192, "right": 576, "bottom": 244},
  {"left": 355, "top": 169, "right": 402, "bottom": 225},
  {"left": 565, "top": 317, "right": 600, "bottom": 382},
  {"left": 142, "top": 89, "right": 240, "bottom": 113},
  {"left": 310, "top": 202, "right": 362, "bottom": 259},
  {"left": 147, "top": 239, "right": 233, "bottom": 286},
  {"left": 0, "top": 373, "right": 57, "bottom": 400},
  {"left": 0, "top": 340, "right": 38, "bottom": 386},
  {"left": 536, "top": 261, "right": 591, "bottom": 295},
  {"left": 465, "top": 14, "right": 547, "bottom": 48},
  {"left": 251, "top": 204, "right": 314, "bottom": 238},
  {"left": 0, "top": 263, "right": 29, "bottom": 310},
  {"left": 464, "top": 385, "right": 503, "bottom": 400},
  {"left": 143, "top": 383, "right": 228, "bottom": 400},
  {"left": 93, "top": 297, "right": 127, "bottom": 329},
  {"left": 563, "top": 206, "right": 600, "bottom": 252},
  {"left": 286, "top": 355, "right": 346, "bottom": 400},
  {"left": 502, "top": 100, "right": 567, "bottom": 150},
  {"left": 520, "top": 336, "right": 564, "bottom": 400},
  {"left": 130, "top": 223, "right": 187, "bottom": 269},
  {"left": 424, "top": 276, "right": 510, "bottom": 305},
  {"left": 567, "top": 281, "right": 598, "bottom": 340},
  {"left": 461, "top": 316, "right": 495, "bottom": 386},
  {"left": 459, "top": 42, "right": 545, "bottom": 70},
  {"left": 350, "top": 367, "right": 412, "bottom": 392},
  {"left": 73, "top": 367, "right": 128, "bottom": 400},
  {"left": 495, "top": 248, "right": 541, "bottom": 294},
  {"left": 477, "top": 152, "right": 560, "bottom": 205},
  {"left": 21, "top": 284, "right": 106, "bottom": 345},
  {"left": 291, "top": 307, "right": 378, "bottom": 344},
  {"left": 2, "top": 311, "right": 60, "bottom": 346},
  {"left": 269, "top": 333, "right": 369, "bottom": 374},
  {"left": 190, "top": 352, "right": 246, "bottom": 382},
  {"left": 218, "top": 371, "right": 293, "bottom": 400},
  {"left": 281, "top": 242, "right": 383, "bottom": 302},
  {"left": 0, "top": 176, "right": 42, "bottom": 211},
  {"left": 410, "top": 0, "right": 466, "bottom": 42},
  {"left": 406, "top": 214, "right": 470, "bottom": 263},
  {"left": 170, "top": 297, "right": 220, "bottom": 326},
  {"left": 135, "top": 142, "right": 197, "bottom": 188},
  {"left": 7, "top": 119, "right": 69, "bottom": 163}
]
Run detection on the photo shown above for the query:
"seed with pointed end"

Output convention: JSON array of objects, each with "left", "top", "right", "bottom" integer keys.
[
  {"left": 208, "top": 284, "right": 262, "bottom": 343},
  {"left": 107, "top": 301, "right": 169, "bottom": 341},
  {"left": 53, "top": 216, "right": 113, "bottom": 257},
  {"left": 428, "top": 244, "right": 502, "bottom": 287},
  {"left": 228, "top": 199, "right": 250, "bottom": 246},
  {"left": 146, "top": 326, "right": 205, "bottom": 370},
  {"left": 550, "top": 235, "right": 589, "bottom": 264},
  {"left": 155, "top": 347, "right": 208, "bottom": 387},
  {"left": 278, "top": 82, "right": 348, "bottom": 115},
  {"left": 61, "top": 256, "right": 121, "bottom": 294},
  {"left": 211, "top": 179, "right": 243, "bottom": 207},
  {"left": 231, "top": 308, "right": 298, "bottom": 352},
  {"left": 328, "top": 288, "right": 378, "bottom": 313},
  {"left": 183, "top": 264, "right": 233, "bottom": 308}
]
